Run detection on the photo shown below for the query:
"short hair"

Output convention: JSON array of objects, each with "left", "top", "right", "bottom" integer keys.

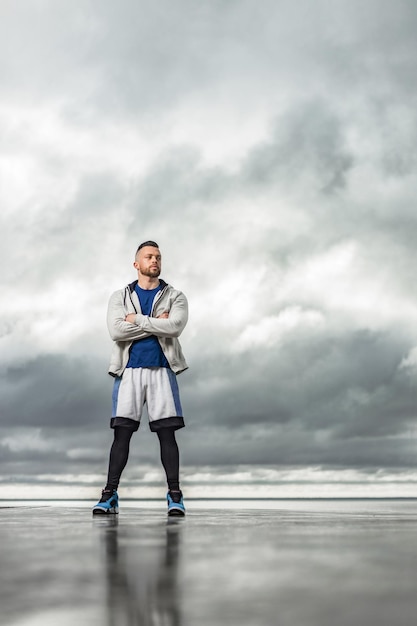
[{"left": 136, "top": 240, "right": 159, "bottom": 253}]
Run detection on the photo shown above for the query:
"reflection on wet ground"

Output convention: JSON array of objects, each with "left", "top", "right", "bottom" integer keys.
[
  {"left": 1, "top": 499, "right": 417, "bottom": 625},
  {"left": 97, "top": 514, "right": 182, "bottom": 625}
]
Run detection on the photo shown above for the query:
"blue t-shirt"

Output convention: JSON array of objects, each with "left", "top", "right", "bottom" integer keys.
[{"left": 126, "top": 284, "right": 169, "bottom": 368}]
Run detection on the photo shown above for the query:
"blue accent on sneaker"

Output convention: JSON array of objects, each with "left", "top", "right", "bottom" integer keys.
[
  {"left": 167, "top": 490, "right": 185, "bottom": 516},
  {"left": 92, "top": 489, "right": 119, "bottom": 515}
]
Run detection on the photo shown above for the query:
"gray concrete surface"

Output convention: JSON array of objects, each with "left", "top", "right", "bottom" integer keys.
[{"left": 1, "top": 499, "right": 417, "bottom": 626}]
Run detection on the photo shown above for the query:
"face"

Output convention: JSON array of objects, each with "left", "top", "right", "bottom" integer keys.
[{"left": 134, "top": 246, "right": 162, "bottom": 278}]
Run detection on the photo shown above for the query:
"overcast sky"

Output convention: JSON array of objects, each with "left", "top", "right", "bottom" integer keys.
[{"left": 1, "top": 0, "right": 416, "bottom": 498}]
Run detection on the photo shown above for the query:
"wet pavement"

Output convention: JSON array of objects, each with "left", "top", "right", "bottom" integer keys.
[{"left": 1, "top": 499, "right": 417, "bottom": 626}]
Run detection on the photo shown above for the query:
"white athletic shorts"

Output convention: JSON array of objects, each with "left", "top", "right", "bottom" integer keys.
[{"left": 111, "top": 367, "right": 184, "bottom": 432}]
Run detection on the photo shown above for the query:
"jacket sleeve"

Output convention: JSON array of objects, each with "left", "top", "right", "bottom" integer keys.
[
  {"left": 107, "top": 289, "right": 153, "bottom": 342},
  {"left": 133, "top": 291, "right": 188, "bottom": 338}
]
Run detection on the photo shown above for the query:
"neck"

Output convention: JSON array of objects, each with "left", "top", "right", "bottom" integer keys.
[{"left": 137, "top": 275, "right": 160, "bottom": 290}]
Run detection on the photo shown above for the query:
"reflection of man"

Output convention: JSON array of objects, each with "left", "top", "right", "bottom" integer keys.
[
  {"left": 93, "top": 241, "right": 188, "bottom": 516},
  {"left": 96, "top": 517, "right": 182, "bottom": 625}
]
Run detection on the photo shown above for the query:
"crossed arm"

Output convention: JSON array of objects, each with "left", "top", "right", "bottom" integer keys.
[
  {"left": 107, "top": 289, "right": 188, "bottom": 342},
  {"left": 125, "top": 311, "right": 168, "bottom": 322}
]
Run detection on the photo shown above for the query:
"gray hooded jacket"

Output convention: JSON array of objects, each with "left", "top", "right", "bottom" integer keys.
[{"left": 107, "top": 279, "right": 188, "bottom": 377}]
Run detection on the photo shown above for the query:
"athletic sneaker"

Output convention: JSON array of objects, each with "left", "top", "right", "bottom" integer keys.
[
  {"left": 92, "top": 489, "right": 119, "bottom": 515},
  {"left": 167, "top": 490, "right": 185, "bottom": 516}
]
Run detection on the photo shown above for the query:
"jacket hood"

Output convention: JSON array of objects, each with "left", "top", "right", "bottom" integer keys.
[{"left": 128, "top": 279, "right": 168, "bottom": 292}]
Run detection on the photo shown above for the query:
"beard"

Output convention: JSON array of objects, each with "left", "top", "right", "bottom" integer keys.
[{"left": 141, "top": 266, "right": 161, "bottom": 278}]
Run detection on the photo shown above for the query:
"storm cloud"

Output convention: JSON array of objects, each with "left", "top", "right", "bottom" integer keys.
[{"left": 0, "top": 0, "right": 416, "bottom": 497}]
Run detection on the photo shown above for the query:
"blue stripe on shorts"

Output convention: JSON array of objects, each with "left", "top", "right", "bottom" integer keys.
[
  {"left": 112, "top": 376, "right": 122, "bottom": 417},
  {"left": 167, "top": 368, "right": 183, "bottom": 416}
]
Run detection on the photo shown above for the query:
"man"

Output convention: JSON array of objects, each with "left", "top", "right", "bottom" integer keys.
[{"left": 93, "top": 241, "right": 188, "bottom": 516}]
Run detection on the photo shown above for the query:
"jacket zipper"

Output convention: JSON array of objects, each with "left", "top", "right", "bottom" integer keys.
[
  {"left": 151, "top": 285, "right": 168, "bottom": 316},
  {"left": 127, "top": 289, "right": 139, "bottom": 314}
]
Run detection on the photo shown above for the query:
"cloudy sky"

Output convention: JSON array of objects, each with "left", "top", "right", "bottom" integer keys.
[{"left": 1, "top": 0, "right": 416, "bottom": 499}]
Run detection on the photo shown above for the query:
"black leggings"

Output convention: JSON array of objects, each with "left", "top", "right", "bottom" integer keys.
[{"left": 105, "top": 426, "right": 180, "bottom": 492}]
